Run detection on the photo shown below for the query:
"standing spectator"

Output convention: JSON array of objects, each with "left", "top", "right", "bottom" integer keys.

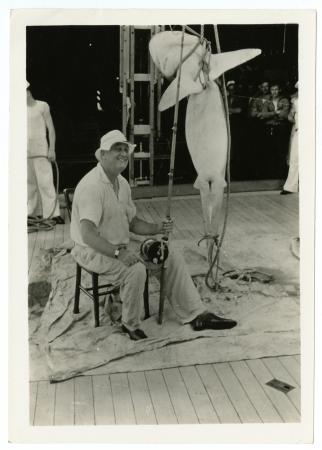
[
  {"left": 246, "top": 80, "right": 270, "bottom": 179},
  {"left": 259, "top": 83, "right": 291, "bottom": 179},
  {"left": 248, "top": 81, "right": 270, "bottom": 118},
  {"left": 281, "top": 81, "right": 299, "bottom": 194},
  {"left": 27, "top": 82, "right": 64, "bottom": 223},
  {"left": 226, "top": 80, "right": 243, "bottom": 115},
  {"left": 226, "top": 80, "right": 245, "bottom": 180}
]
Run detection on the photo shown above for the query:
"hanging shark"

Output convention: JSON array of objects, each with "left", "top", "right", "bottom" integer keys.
[{"left": 149, "top": 30, "right": 261, "bottom": 245}]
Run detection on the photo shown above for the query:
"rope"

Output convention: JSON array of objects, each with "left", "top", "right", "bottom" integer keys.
[
  {"left": 166, "top": 26, "right": 186, "bottom": 220},
  {"left": 27, "top": 156, "right": 60, "bottom": 233}
]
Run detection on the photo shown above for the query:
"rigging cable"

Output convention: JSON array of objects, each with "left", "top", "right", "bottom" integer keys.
[{"left": 203, "top": 24, "right": 232, "bottom": 291}]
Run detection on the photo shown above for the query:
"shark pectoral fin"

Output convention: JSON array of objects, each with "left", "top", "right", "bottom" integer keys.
[
  {"left": 158, "top": 74, "right": 203, "bottom": 111},
  {"left": 209, "top": 48, "right": 261, "bottom": 81}
]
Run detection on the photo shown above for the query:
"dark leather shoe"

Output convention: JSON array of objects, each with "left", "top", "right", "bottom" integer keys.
[
  {"left": 122, "top": 325, "right": 147, "bottom": 340},
  {"left": 280, "top": 190, "right": 292, "bottom": 195},
  {"left": 190, "top": 312, "right": 237, "bottom": 331}
]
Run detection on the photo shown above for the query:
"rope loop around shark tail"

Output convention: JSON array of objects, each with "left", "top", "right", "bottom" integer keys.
[
  {"left": 197, "top": 234, "right": 219, "bottom": 248},
  {"left": 197, "top": 234, "right": 222, "bottom": 291}
]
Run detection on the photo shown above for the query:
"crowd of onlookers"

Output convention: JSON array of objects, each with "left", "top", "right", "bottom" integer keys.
[{"left": 225, "top": 79, "right": 298, "bottom": 184}]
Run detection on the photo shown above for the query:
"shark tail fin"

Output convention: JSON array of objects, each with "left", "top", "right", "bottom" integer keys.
[
  {"left": 158, "top": 73, "right": 203, "bottom": 112},
  {"left": 209, "top": 48, "right": 261, "bottom": 81}
]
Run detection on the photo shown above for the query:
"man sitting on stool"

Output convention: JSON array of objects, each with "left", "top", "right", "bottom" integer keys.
[{"left": 70, "top": 130, "right": 237, "bottom": 340}]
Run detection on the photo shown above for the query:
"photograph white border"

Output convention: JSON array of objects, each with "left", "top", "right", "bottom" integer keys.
[{"left": 7, "top": 5, "right": 317, "bottom": 445}]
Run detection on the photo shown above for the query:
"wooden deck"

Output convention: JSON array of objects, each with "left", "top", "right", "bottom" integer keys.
[{"left": 28, "top": 191, "right": 300, "bottom": 425}]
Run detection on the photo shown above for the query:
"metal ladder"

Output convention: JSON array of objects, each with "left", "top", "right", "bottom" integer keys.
[{"left": 119, "top": 25, "right": 164, "bottom": 186}]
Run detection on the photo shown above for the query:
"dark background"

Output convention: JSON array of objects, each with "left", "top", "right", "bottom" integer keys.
[{"left": 26, "top": 24, "right": 298, "bottom": 189}]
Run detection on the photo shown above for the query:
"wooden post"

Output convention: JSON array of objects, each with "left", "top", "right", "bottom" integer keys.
[{"left": 129, "top": 26, "right": 135, "bottom": 186}]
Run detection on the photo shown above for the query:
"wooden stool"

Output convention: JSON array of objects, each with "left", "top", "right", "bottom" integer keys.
[{"left": 73, "top": 263, "right": 150, "bottom": 327}]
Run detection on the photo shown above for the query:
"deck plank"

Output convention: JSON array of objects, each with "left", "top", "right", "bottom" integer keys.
[
  {"left": 74, "top": 376, "right": 95, "bottom": 425},
  {"left": 247, "top": 359, "right": 300, "bottom": 422},
  {"left": 262, "top": 357, "right": 300, "bottom": 413},
  {"left": 278, "top": 355, "right": 301, "bottom": 386},
  {"left": 34, "top": 380, "right": 56, "bottom": 426},
  {"left": 128, "top": 372, "right": 157, "bottom": 424},
  {"left": 28, "top": 192, "right": 301, "bottom": 425},
  {"left": 29, "top": 382, "right": 38, "bottom": 425},
  {"left": 110, "top": 373, "right": 136, "bottom": 424},
  {"left": 196, "top": 364, "right": 240, "bottom": 423},
  {"left": 29, "top": 230, "right": 48, "bottom": 277},
  {"left": 28, "top": 232, "right": 38, "bottom": 272},
  {"left": 145, "top": 370, "right": 177, "bottom": 424},
  {"left": 53, "top": 222, "right": 65, "bottom": 248},
  {"left": 92, "top": 375, "right": 115, "bottom": 425},
  {"left": 179, "top": 366, "right": 219, "bottom": 423},
  {"left": 162, "top": 368, "right": 199, "bottom": 424},
  {"left": 213, "top": 362, "right": 261, "bottom": 423},
  {"left": 54, "top": 378, "right": 75, "bottom": 425},
  {"left": 229, "top": 360, "right": 282, "bottom": 423}
]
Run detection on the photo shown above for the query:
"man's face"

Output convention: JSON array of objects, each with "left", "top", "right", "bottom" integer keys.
[
  {"left": 227, "top": 84, "right": 235, "bottom": 94},
  {"left": 101, "top": 142, "right": 129, "bottom": 174},
  {"left": 270, "top": 85, "right": 280, "bottom": 99},
  {"left": 260, "top": 82, "right": 269, "bottom": 95}
]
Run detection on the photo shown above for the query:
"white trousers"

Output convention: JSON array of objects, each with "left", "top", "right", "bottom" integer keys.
[
  {"left": 71, "top": 242, "right": 206, "bottom": 331},
  {"left": 27, "top": 157, "right": 60, "bottom": 218},
  {"left": 284, "top": 129, "right": 299, "bottom": 193}
]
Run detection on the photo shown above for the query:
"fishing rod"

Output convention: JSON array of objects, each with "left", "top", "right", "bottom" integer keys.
[{"left": 158, "top": 26, "right": 186, "bottom": 325}]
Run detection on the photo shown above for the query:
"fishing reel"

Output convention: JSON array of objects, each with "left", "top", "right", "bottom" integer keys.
[{"left": 140, "top": 238, "right": 169, "bottom": 265}]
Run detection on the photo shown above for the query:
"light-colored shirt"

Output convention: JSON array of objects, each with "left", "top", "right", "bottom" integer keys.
[
  {"left": 70, "top": 163, "right": 137, "bottom": 247},
  {"left": 272, "top": 99, "right": 278, "bottom": 110},
  {"left": 27, "top": 100, "right": 49, "bottom": 156}
]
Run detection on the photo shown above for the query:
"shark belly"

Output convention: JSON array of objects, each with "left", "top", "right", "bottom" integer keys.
[{"left": 186, "top": 81, "right": 228, "bottom": 237}]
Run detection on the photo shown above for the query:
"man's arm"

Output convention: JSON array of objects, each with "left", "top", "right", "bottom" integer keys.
[
  {"left": 248, "top": 99, "right": 260, "bottom": 118},
  {"left": 81, "top": 219, "right": 119, "bottom": 257},
  {"left": 288, "top": 104, "right": 296, "bottom": 123},
  {"left": 259, "top": 109, "right": 277, "bottom": 119},
  {"left": 276, "top": 98, "right": 290, "bottom": 120},
  {"left": 129, "top": 216, "right": 173, "bottom": 236},
  {"left": 43, "top": 104, "right": 56, "bottom": 160},
  {"left": 80, "top": 219, "right": 142, "bottom": 266}
]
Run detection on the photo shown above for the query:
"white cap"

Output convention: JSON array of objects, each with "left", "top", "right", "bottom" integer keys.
[{"left": 95, "top": 130, "right": 136, "bottom": 161}]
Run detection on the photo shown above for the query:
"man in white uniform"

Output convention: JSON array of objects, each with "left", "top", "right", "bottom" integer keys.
[
  {"left": 281, "top": 81, "right": 299, "bottom": 194},
  {"left": 27, "top": 83, "right": 64, "bottom": 224},
  {"left": 70, "top": 130, "right": 237, "bottom": 340}
]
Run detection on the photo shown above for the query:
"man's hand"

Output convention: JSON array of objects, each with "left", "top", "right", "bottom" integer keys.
[
  {"left": 158, "top": 218, "right": 174, "bottom": 235},
  {"left": 118, "top": 248, "right": 143, "bottom": 267}
]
